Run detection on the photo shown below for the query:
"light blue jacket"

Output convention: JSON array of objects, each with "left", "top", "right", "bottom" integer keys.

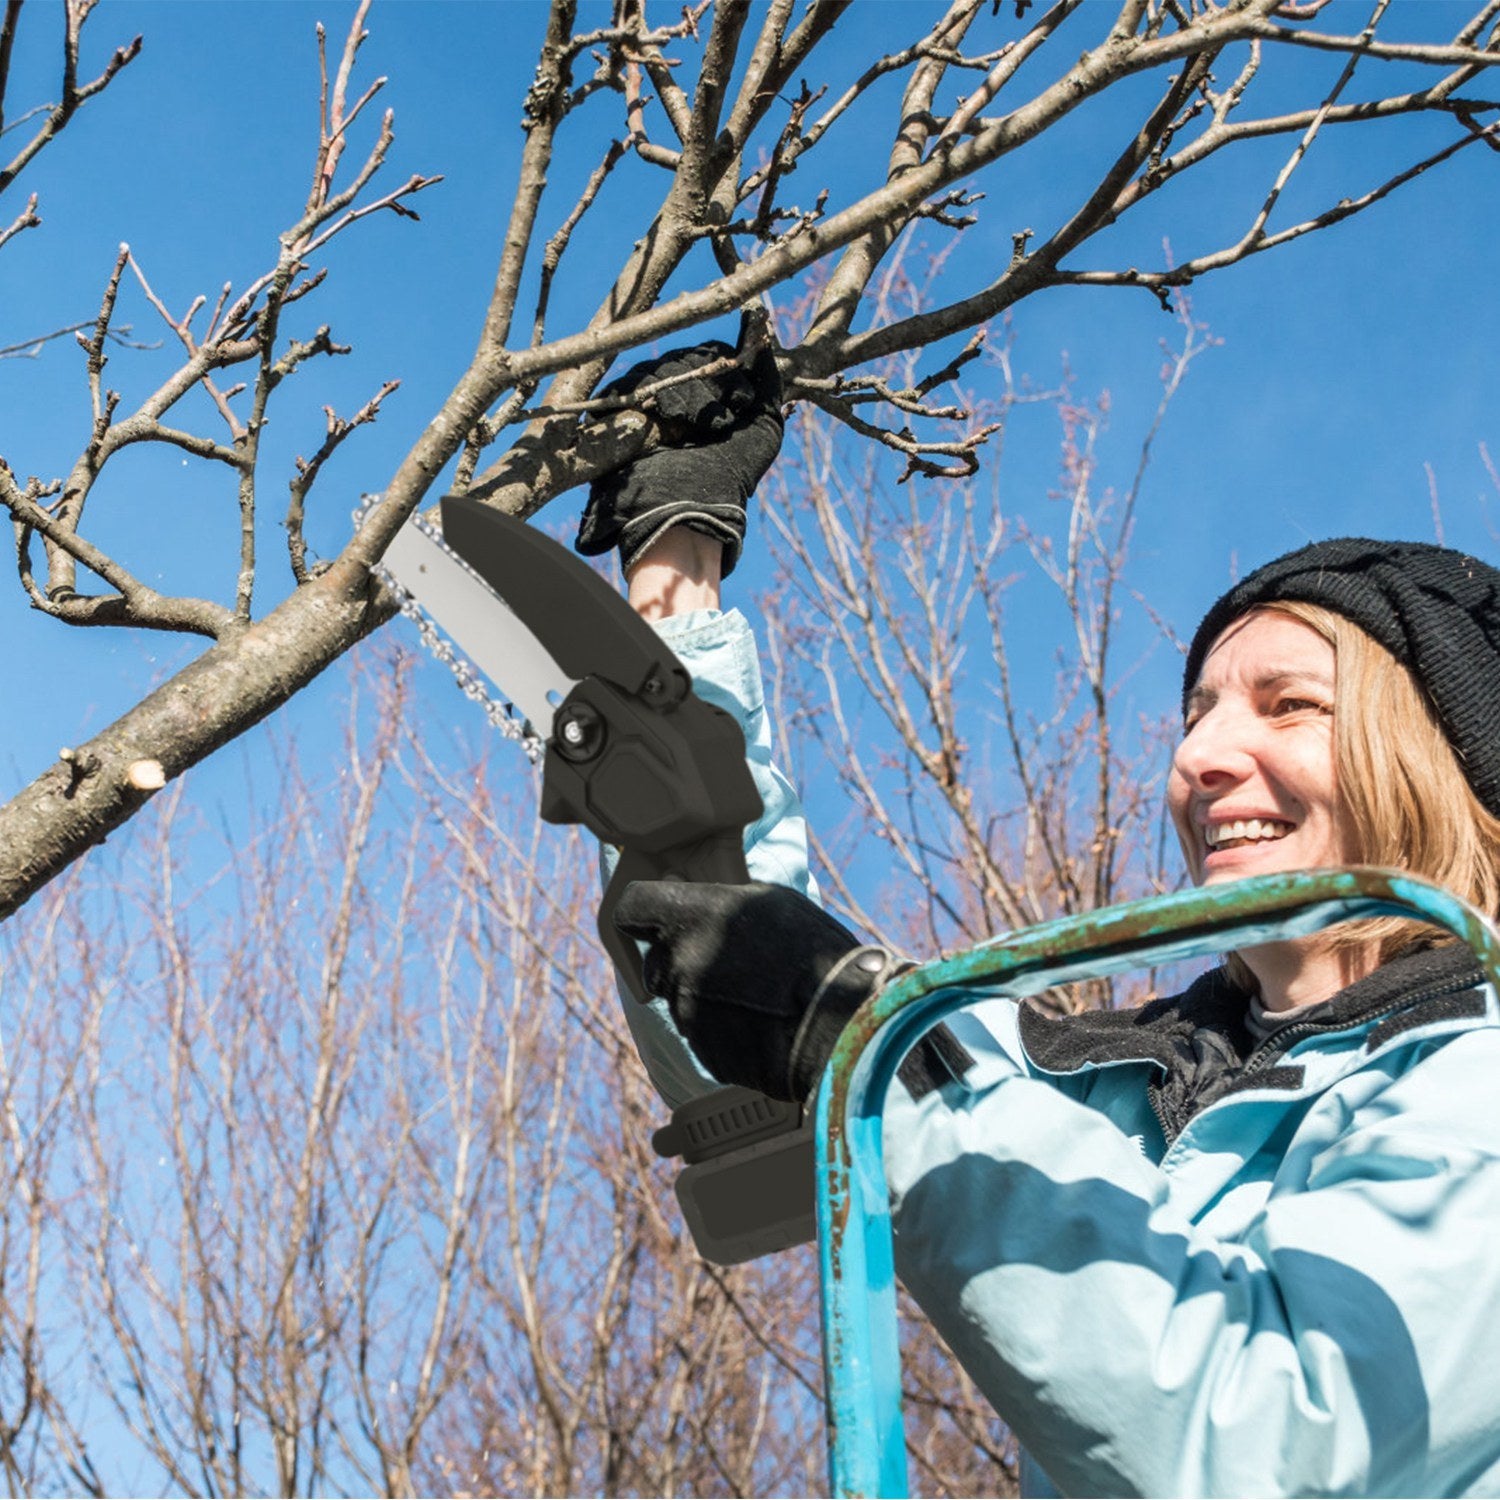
[{"left": 629, "top": 608, "right": 1500, "bottom": 1498}]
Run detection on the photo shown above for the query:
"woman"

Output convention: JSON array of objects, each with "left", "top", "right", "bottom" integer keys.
[{"left": 584, "top": 351, "right": 1500, "bottom": 1494}]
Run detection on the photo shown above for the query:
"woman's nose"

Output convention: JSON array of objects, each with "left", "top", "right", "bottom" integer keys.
[{"left": 1172, "top": 703, "right": 1256, "bottom": 790}]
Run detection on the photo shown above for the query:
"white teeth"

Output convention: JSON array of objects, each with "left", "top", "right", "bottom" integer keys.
[{"left": 1204, "top": 818, "right": 1292, "bottom": 847}]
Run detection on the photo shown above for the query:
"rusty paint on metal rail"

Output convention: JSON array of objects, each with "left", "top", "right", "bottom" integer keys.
[{"left": 813, "top": 868, "right": 1500, "bottom": 1498}]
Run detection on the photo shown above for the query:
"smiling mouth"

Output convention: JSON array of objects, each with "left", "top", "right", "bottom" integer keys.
[{"left": 1203, "top": 817, "right": 1294, "bottom": 852}]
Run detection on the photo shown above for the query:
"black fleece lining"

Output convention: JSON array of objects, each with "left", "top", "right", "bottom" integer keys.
[
  {"left": 1220, "top": 1064, "right": 1305, "bottom": 1100},
  {"left": 1018, "top": 967, "right": 1252, "bottom": 1076},
  {"left": 1016, "top": 944, "right": 1489, "bottom": 1142},
  {"left": 1366, "top": 989, "right": 1487, "bottom": 1049}
]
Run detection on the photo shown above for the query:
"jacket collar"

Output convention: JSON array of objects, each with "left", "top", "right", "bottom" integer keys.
[{"left": 1017, "top": 944, "right": 1490, "bottom": 1141}]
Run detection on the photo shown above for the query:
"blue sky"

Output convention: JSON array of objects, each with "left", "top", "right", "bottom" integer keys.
[{"left": 1, "top": 0, "right": 1497, "bottom": 858}]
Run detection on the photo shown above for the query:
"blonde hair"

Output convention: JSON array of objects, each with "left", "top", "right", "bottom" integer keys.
[{"left": 1221, "top": 601, "right": 1500, "bottom": 986}]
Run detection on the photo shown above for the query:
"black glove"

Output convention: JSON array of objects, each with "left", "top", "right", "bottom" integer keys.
[
  {"left": 576, "top": 336, "right": 783, "bottom": 578},
  {"left": 613, "top": 880, "right": 901, "bottom": 1103}
]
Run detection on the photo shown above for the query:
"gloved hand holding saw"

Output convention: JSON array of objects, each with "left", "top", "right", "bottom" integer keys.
[{"left": 614, "top": 880, "right": 908, "bottom": 1103}]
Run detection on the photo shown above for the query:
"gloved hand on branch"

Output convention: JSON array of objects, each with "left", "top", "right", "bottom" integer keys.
[
  {"left": 575, "top": 321, "right": 783, "bottom": 578},
  {"left": 612, "top": 880, "right": 907, "bottom": 1103}
]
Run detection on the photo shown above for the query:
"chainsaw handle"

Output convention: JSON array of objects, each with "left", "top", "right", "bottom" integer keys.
[
  {"left": 599, "top": 832, "right": 751, "bottom": 1003},
  {"left": 598, "top": 825, "right": 815, "bottom": 1269}
]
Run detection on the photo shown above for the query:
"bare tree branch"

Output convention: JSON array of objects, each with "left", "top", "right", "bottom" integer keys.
[
  {"left": 4, "top": 0, "right": 1500, "bottom": 933},
  {"left": 0, "top": 0, "right": 140, "bottom": 200},
  {"left": 0, "top": 315, "right": 150, "bottom": 359}
]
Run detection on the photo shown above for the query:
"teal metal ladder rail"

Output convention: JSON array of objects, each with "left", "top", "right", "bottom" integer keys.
[{"left": 812, "top": 867, "right": 1500, "bottom": 1498}]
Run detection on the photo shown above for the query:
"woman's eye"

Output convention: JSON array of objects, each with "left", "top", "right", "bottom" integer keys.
[{"left": 1272, "top": 696, "right": 1329, "bottom": 717}]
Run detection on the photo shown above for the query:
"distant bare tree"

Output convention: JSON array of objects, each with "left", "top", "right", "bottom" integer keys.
[
  {"left": 4, "top": 0, "right": 1500, "bottom": 918},
  {"left": 0, "top": 650, "right": 840, "bottom": 1495},
  {"left": 0, "top": 867, "right": 108, "bottom": 1494}
]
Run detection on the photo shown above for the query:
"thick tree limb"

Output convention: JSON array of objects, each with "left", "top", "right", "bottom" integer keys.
[{"left": 0, "top": 567, "right": 397, "bottom": 921}]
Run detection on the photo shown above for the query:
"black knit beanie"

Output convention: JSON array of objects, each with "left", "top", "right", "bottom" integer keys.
[{"left": 1183, "top": 538, "right": 1500, "bottom": 817}]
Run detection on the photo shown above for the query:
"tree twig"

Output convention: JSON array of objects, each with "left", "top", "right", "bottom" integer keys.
[{"left": 287, "top": 381, "right": 400, "bottom": 585}]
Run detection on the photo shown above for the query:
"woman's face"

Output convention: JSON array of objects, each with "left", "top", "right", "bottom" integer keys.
[{"left": 1169, "top": 609, "right": 1354, "bottom": 886}]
